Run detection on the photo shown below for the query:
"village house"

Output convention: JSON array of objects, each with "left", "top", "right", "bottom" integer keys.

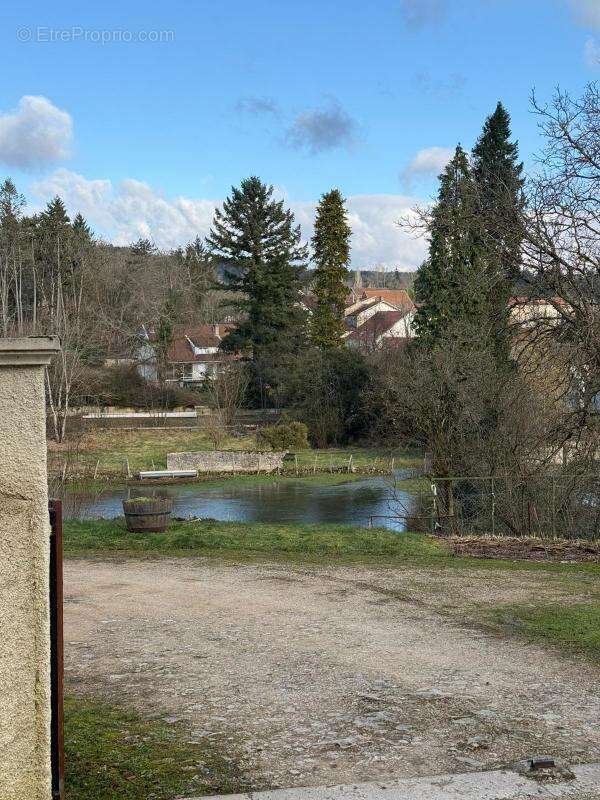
[
  {"left": 359, "top": 288, "right": 414, "bottom": 309},
  {"left": 346, "top": 309, "right": 415, "bottom": 350},
  {"left": 138, "top": 323, "right": 238, "bottom": 386},
  {"left": 508, "top": 296, "right": 567, "bottom": 327},
  {"left": 343, "top": 289, "right": 416, "bottom": 349},
  {"left": 344, "top": 296, "right": 400, "bottom": 328}
]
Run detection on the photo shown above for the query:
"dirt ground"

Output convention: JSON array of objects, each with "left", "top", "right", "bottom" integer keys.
[
  {"left": 64, "top": 558, "right": 600, "bottom": 791},
  {"left": 448, "top": 535, "right": 600, "bottom": 563}
]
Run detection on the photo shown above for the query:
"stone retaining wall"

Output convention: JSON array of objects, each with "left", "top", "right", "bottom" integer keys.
[{"left": 167, "top": 450, "right": 287, "bottom": 473}]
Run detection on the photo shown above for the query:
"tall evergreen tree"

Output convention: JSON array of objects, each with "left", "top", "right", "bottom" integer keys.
[
  {"left": 37, "top": 196, "right": 73, "bottom": 325},
  {"left": 414, "top": 145, "right": 485, "bottom": 343},
  {"left": 207, "top": 177, "right": 308, "bottom": 404},
  {"left": 0, "top": 178, "right": 25, "bottom": 226},
  {"left": 184, "top": 236, "right": 217, "bottom": 308},
  {"left": 310, "top": 189, "right": 351, "bottom": 349},
  {"left": 155, "top": 291, "right": 176, "bottom": 381},
  {"left": 73, "top": 212, "right": 92, "bottom": 240},
  {"left": 472, "top": 102, "right": 524, "bottom": 355}
]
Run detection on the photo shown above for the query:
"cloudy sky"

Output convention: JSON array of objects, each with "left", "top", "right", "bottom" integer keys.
[{"left": 1, "top": 0, "right": 599, "bottom": 268}]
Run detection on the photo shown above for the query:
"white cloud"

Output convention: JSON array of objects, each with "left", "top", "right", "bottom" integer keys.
[
  {"left": 346, "top": 195, "right": 427, "bottom": 270},
  {"left": 402, "top": 146, "right": 453, "bottom": 185},
  {"left": 29, "top": 169, "right": 218, "bottom": 249},
  {"left": 570, "top": 0, "right": 600, "bottom": 29},
  {"left": 281, "top": 194, "right": 427, "bottom": 270},
  {"left": 29, "top": 169, "right": 427, "bottom": 269},
  {"left": 0, "top": 96, "right": 72, "bottom": 170}
]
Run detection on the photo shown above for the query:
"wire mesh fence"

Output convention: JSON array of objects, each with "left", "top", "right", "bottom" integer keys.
[{"left": 400, "top": 474, "right": 600, "bottom": 540}]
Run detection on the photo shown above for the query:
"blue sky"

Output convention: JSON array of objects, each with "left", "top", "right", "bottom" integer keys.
[{"left": 1, "top": 0, "right": 599, "bottom": 268}]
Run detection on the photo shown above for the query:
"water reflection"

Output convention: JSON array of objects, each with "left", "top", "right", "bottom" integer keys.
[{"left": 67, "top": 476, "right": 415, "bottom": 531}]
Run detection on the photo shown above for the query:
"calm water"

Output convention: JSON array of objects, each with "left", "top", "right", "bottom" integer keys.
[{"left": 69, "top": 476, "right": 415, "bottom": 531}]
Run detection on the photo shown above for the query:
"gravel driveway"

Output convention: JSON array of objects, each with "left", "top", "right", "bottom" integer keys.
[{"left": 64, "top": 558, "right": 600, "bottom": 790}]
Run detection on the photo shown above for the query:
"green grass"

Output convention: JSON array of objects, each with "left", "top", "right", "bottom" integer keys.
[
  {"left": 64, "top": 518, "right": 447, "bottom": 564},
  {"left": 49, "top": 427, "right": 420, "bottom": 476},
  {"left": 64, "top": 694, "right": 254, "bottom": 800},
  {"left": 293, "top": 446, "right": 420, "bottom": 472},
  {"left": 63, "top": 518, "right": 600, "bottom": 575},
  {"left": 51, "top": 429, "right": 256, "bottom": 474},
  {"left": 490, "top": 603, "right": 600, "bottom": 659}
]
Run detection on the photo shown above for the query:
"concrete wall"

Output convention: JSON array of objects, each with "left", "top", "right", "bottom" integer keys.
[
  {"left": 167, "top": 450, "right": 287, "bottom": 473},
  {"left": 0, "top": 337, "right": 60, "bottom": 800}
]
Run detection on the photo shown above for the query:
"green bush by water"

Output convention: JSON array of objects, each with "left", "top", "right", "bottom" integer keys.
[{"left": 257, "top": 421, "right": 309, "bottom": 451}]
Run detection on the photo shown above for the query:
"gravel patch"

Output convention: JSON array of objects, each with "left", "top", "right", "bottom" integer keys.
[{"left": 64, "top": 558, "right": 600, "bottom": 789}]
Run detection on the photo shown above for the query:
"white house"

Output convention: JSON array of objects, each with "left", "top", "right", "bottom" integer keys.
[
  {"left": 344, "top": 297, "right": 400, "bottom": 329},
  {"left": 346, "top": 309, "right": 416, "bottom": 351}
]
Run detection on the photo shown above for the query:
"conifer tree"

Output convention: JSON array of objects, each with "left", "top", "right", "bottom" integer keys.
[
  {"left": 414, "top": 145, "right": 485, "bottom": 343},
  {"left": 155, "top": 292, "right": 176, "bottom": 381},
  {"left": 207, "top": 176, "right": 308, "bottom": 404},
  {"left": 73, "top": 212, "right": 92, "bottom": 239},
  {"left": 130, "top": 238, "right": 157, "bottom": 257},
  {"left": 184, "top": 236, "right": 217, "bottom": 308},
  {"left": 0, "top": 178, "right": 25, "bottom": 226},
  {"left": 472, "top": 101, "right": 524, "bottom": 356},
  {"left": 310, "top": 189, "right": 351, "bottom": 349}
]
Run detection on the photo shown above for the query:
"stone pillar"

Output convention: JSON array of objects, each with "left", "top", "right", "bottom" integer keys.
[{"left": 0, "top": 337, "right": 61, "bottom": 800}]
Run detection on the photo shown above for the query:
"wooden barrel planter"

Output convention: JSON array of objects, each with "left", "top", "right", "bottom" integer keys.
[{"left": 122, "top": 497, "right": 173, "bottom": 532}]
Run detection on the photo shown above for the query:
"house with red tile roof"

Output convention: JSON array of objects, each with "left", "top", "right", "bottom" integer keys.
[
  {"left": 344, "top": 297, "right": 400, "bottom": 329},
  {"left": 139, "top": 323, "right": 239, "bottom": 384},
  {"left": 360, "top": 288, "right": 414, "bottom": 311},
  {"left": 345, "top": 309, "right": 415, "bottom": 351},
  {"left": 343, "top": 289, "right": 416, "bottom": 349}
]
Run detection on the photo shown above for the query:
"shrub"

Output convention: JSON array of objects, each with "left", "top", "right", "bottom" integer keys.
[
  {"left": 99, "top": 365, "right": 201, "bottom": 409},
  {"left": 257, "top": 421, "right": 309, "bottom": 451}
]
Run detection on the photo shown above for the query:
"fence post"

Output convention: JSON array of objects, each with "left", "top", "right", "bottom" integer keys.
[
  {"left": 491, "top": 477, "right": 495, "bottom": 537},
  {"left": 295, "top": 453, "right": 298, "bottom": 476},
  {"left": 313, "top": 454, "right": 317, "bottom": 474}
]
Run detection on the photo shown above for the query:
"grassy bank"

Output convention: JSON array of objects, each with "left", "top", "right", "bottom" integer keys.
[
  {"left": 63, "top": 518, "right": 600, "bottom": 576},
  {"left": 64, "top": 695, "right": 253, "bottom": 800},
  {"left": 489, "top": 603, "right": 600, "bottom": 660},
  {"left": 49, "top": 427, "right": 420, "bottom": 477},
  {"left": 64, "top": 518, "right": 444, "bottom": 564}
]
